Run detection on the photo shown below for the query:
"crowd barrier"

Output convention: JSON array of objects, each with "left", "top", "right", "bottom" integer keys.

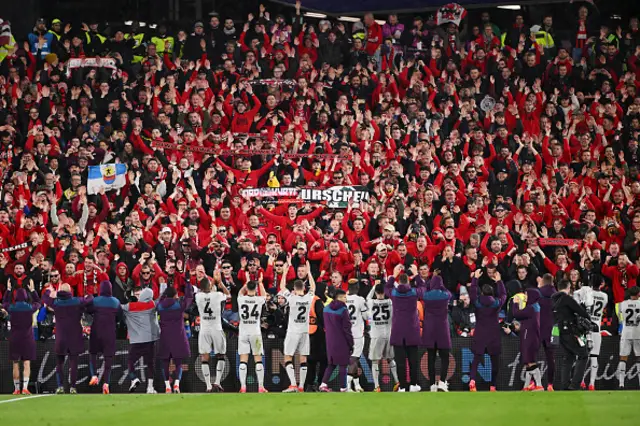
[{"left": 0, "top": 336, "right": 638, "bottom": 393}]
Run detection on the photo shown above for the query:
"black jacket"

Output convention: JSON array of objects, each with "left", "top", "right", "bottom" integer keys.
[{"left": 552, "top": 291, "right": 590, "bottom": 330}]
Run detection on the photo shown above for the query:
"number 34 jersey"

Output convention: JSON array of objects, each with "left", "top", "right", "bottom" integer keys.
[
  {"left": 237, "top": 295, "right": 266, "bottom": 336},
  {"left": 195, "top": 291, "right": 227, "bottom": 332},
  {"left": 368, "top": 298, "right": 392, "bottom": 339},
  {"left": 284, "top": 292, "right": 313, "bottom": 334}
]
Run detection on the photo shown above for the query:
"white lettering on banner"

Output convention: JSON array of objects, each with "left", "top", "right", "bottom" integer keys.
[
  {"left": 37, "top": 350, "right": 148, "bottom": 386},
  {"left": 300, "top": 186, "right": 369, "bottom": 208}
]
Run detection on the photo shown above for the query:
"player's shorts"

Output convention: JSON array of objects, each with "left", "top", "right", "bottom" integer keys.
[
  {"left": 368, "top": 337, "right": 393, "bottom": 360},
  {"left": 589, "top": 332, "right": 602, "bottom": 356},
  {"left": 284, "top": 332, "right": 310, "bottom": 356},
  {"left": 198, "top": 329, "right": 226, "bottom": 355},
  {"left": 351, "top": 337, "right": 364, "bottom": 358},
  {"left": 238, "top": 334, "right": 264, "bottom": 355},
  {"left": 619, "top": 338, "right": 640, "bottom": 357}
]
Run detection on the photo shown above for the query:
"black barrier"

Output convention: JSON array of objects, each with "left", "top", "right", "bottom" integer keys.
[{"left": 0, "top": 336, "right": 638, "bottom": 393}]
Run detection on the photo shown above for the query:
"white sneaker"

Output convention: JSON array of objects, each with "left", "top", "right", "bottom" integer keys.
[
  {"left": 282, "top": 386, "right": 299, "bottom": 393},
  {"left": 430, "top": 384, "right": 438, "bottom": 392},
  {"left": 409, "top": 385, "right": 421, "bottom": 392},
  {"left": 437, "top": 381, "right": 449, "bottom": 392},
  {"left": 146, "top": 388, "right": 157, "bottom": 394},
  {"left": 397, "top": 388, "right": 406, "bottom": 392},
  {"left": 129, "top": 378, "right": 140, "bottom": 393}
]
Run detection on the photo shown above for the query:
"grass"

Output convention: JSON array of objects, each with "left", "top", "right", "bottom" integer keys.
[{"left": 0, "top": 392, "right": 638, "bottom": 425}]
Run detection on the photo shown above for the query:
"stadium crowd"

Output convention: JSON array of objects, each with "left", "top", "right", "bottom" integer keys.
[{"left": 1, "top": 0, "right": 640, "bottom": 394}]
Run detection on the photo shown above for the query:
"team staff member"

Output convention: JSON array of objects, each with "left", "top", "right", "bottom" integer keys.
[
  {"left": 552, "top": 280, "right": 592, "bottom": 390},
  {"left": 3, "top": 280, "right": 41, "bottom": 394}
]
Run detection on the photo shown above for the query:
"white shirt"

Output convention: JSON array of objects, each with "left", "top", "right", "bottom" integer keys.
[
  {"left": 573, "top": 287, "right": 608, "bottom": 332},
  {"left": 346, "top": 294, "right": 368, "bottom": 339},
  {"left": 237, "top": 295, "right": 266, "bottom": 336},
  {"left": 620, "top": 299, "right": 640, "bottom": 340},
  {"left": 285, "top": 291, "right": 313, "bottom": 334},
  {"left": 195, "top": 291, "right": 228, "bottom": 332},
  {"left": 367, "top": 298, "right": 392, "bottom": 338}
]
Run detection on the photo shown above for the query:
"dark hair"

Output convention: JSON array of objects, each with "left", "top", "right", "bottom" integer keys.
[
  {"left": 629, "top": 287, "right": 640, "bottom": 298},
  {"left": 542, "top": 273, "right": 554, "bottom": 286},
  {"left": 247, "top": 280, "right": 258, "bottom": 291},
  {"left": 374, "top": 284, "right": 385, "bottom": 295},
  {"left": 348, "top": 282, "right": 360, "bottom": 294},
  {"left": 557, "top": 280, "right": 571, "bottom": 292},
  {"left": 200, "top": 279, "right": 212, "bottom": 293},
  {"left": 398, "top": 273, "right": 409, "bottom": 285},
  {"left": 481, "top": 284, "right": 494, "bottom": 296},
  {"left": 334, "top": 289, "right": 347, "bottom": 298},
  {"left": 293, "top": 280, "right": 304, "bottom": 291},
  {"left": 164, "top": 286, "right": 177, "bottom": 298}
]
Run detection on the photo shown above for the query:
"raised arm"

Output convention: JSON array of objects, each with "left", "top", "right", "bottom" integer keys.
[
  {"left": 181, "top": 281, "right": 194, "bottom": 311},
  {"left": 306, "top": 260, "right": 316, "bottom": 296}
]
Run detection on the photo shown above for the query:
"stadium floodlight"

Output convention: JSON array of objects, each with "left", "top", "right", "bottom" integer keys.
[
  {"left": 148, "top": 23, "right": 157, "bottom": 29},
  {"left": 338, "top": 16, "right": 362, "bottom": 23},
  {"left": 497, "top": 5, "right": 521, "bottom": 10},
  {"left": 304, "top": 12, "right": 328, "bottom": 18},
  {"left": 124, "top": 20, "right": 133, "bottom": 25}
]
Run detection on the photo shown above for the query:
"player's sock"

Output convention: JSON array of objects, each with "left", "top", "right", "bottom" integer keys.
[
  {"left": 389, "top": 360, "right": 399, "bottom": 384},
  {"left": 372, "top": 362, "right": 380, "bottom": 389},
  {"left": 256, "top": 362, "right": 265, "bottom": 388},
  {"left": 239, "top": 362, "right": 248, "bottom": 389},
  {"left": 285, "top": 362, "right": 296, "bottom": 387},
  {"left": 617, "top": 361, "right": 626, "bottom": 387},
  {"left": 56, "top": 355, "right": 65, "bottom": 388},
  {"left": 588, "top": 357, "right": 597, "bottom": 387},
  {"left": 22, "top": 378, "right": 29, "bottom": 391},
  {"left": 89, "top": 354, "right": 97, "bottom": 377},
  {"left": 13, "top": 380, "right": 20, "bottom": 391},
  {"left": 104, "top": 356, "right": 113, "bottom": 385},
  {"left": 147, "top": 378, "right": 154, "bottom": 391},
  {"left": 523, "top": 369, "right": 532, "bottom": 388},
  {"left": 532, "top": 368, "right": 542, "bottom": 387},
  {"left": 347, "top": 375, "right": 353, "bottom": 390},
  {"left": 175, "top": 379, "right": 180, "bottom": 389},
  {"left": 202, "top": 361, "right": 212, "bottom": 389},
  {"left": 69, "top": 355, "right": 79, "bottom": 388},
  {"left": 214, "top": 359, "right": 225, "bottom": 386},
  {"left": 299, "top": 363, "right": 307, "bottom": 389},
  {"left": 355, "top": 377, "right": 363, "bottom": 391},
  {"left": 164, "top": 380, "right": 171, "bottom": 390}
]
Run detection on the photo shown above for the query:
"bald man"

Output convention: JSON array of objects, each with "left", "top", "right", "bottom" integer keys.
[{"left": 43, "top": 283, "right": 93, "bottom": 394}]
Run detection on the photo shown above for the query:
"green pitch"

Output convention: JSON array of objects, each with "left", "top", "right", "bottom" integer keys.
[{"left": 0, "top": 392, "right": 638, "bottom": 425}]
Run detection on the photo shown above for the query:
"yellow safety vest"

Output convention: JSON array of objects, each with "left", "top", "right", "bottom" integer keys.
[
  {"left": 85, "top": 32, "right": 107, "bottom": 45},
  {"left": 533, "top": 31, "right": 555, "bottom": 49},
  {"left": 125, "top": 33, "right": 145, "bottom": 63},
  {"left": 151, "top": 35, "right": 174, "bottom": 56},
  {"left": 0, "top": 35, "right": 16, "bottom": 64}
]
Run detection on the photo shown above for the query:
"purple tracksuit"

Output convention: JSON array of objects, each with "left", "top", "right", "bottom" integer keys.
[
  {"left": 323, "top": 300, "right": 354, "bottom": 366},
  {"left": 538, "top": 285, "right": 556, "bottom": 343},
  {"left": 43, "top": 290, "right": 92, "bottom": 356},
  {"left": 385, "top": 276, "right": 422, "bottom": 346},
  {"left": 470, "top": 278, "right": 507, "bottom": 355},
  {"left": 87, "top": 281, "right": 121, "bottom": 356},
  {"left": 157, "top": 282, "right": 194, "bottom": 360},
  {"left": 420, "top": 276, "right": 452, "bottom": 349},
  {"left": 512, "top": 287, "right": 541, "bottom": 364},
  {"left": 3, "top": 288, "right": 40, "bottom": 361}
]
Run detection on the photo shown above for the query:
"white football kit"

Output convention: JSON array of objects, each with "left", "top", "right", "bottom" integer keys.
[
  {"left": 237, "top": 295, "right": 266, "bottom": 355},
  {"left": 619, "top": 299, "right": 640, "bottom": 357},
  {"left": 195, "top": 291, "right": 228, "bottom": 355},
  {"left": 346, "top": 294, "right": 368, "bottom": 358},
  {"left": 283, "top": 291, "right": 313, "bottom": 356},
  {"left": 367, "top": 298, "right": 393, "bottom": 360}
]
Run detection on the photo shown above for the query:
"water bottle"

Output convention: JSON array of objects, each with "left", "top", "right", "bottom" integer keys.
[{"left": 184, "top": 319, "right": 192, "bottom": 339}]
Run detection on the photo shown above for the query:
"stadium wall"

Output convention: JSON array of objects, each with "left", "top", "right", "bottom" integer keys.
[{"left": 0, "top": 337, "right": 638, "bottom": 393}]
